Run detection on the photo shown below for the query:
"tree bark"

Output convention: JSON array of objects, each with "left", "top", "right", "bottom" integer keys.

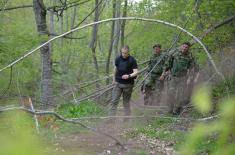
[
  {"left": 49, "top": 0, "right": 55, "bottom": 58},
  {"left": 33, "top": 0, "right": 53, "bottom": 109},
  {"left": 120, "top": 0, "right": 128, "bottom": 48},
  {"left": 113, "top": 0, "right": 121, "bottom": 58},
  {"left": 105, "top": 0, "right": 116, "bottom": 85},
  {"left": 60, "top": 15, "right": 64, "bottom": 46},
  {"left": 89, "top": 0, "right": 100, "bottom": 88}
]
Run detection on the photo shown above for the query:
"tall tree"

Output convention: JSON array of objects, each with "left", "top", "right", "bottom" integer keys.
[
  {"left": 105, "top": 0, "right": 116, "bottom": 85},
  {"left": 120, "top": 0, "right": 128, "bottom": 48},
  {"left": 113, "top": 0, "right": 121, "bottom": 58},
  {"left": 89, "top": 0, "right": 100, "bottom": 88},
  {"left": 33, "top": 0, "right": 53, "bottom": 109}
]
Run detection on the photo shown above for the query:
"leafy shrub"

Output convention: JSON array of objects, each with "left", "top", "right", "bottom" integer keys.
[
  {"left": 212, "top": 76, "right": 235, "bottom": 99},
  {"left": 57, "top": 101, "right": 104, "bottom": 118},
  {"left": 180, "top": 85, "right": 235, "bottom": 155}
]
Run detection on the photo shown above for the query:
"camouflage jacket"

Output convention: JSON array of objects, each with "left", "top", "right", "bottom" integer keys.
[
  {"left": 147, "top": 53, "right": 166, "bottom": 75},
  {"left": 164, "top": 49, "right": 197, "bottom": 77}
]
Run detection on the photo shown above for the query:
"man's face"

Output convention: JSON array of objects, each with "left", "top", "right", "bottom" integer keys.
[
  {"left": 180, "top": 44, "right": 190, "bottom": 54},
  {"left": 153, "top": 47, "right": 161, "bottom": 54},
  {"left": 121, "top": 48, "right": 129, "bottom": 59}
]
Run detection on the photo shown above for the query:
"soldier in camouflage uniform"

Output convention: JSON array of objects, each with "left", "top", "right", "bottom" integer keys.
[
  {"left": 142, "top": 44, "right": 167, "bottom": 105},
  {"left": 162, "top": 42, "right": 199, "bottom": 115}
]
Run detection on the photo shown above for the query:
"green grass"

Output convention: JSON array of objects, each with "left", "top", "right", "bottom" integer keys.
[
  {"left": 136, "top": 150, "right": 148, "bottom": 155},
  {"left": 56, "top": 100, "right": 104, "bottom": 118},
  {"left": 125, "top": 117, "right": 220, "bottom": 155},
  {"left": 195, "top": 137, "right": 218, "bottom": 155},
  {"left": 38, "top": 101, "right": 105, "bottom": 141},
  {"left": 212, "top": 76, "right": 235, "bottom": 99},
  {"left": 125, "top": 117, "right": 184, "bottom": 141}
]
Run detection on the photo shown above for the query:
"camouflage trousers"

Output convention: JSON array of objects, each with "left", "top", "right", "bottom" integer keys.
[
  {"left": 143, "top": 74, "right": 164, "bottom": 105},
  {"left": 110, "top": 83, "right": 134, "bottom": 116},
  {"left": 167, "top": 76, "right": 190, "bottom": 114}
]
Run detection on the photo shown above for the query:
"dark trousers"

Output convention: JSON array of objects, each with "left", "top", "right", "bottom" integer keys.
[
  {"left": 110, "top": 83, "right": 134, "bottom": 116},
  {"left": 167, "top": 76, "right": 189, "bottom": 114},
  {"left": 144, "top": 74, "right": 164, "bottom": 105}
]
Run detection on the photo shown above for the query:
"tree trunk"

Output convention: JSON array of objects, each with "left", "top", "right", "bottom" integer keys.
[
  {"left": 33, "top": 0, "right": 53, "bottom": 109},
  {"left": 113, "top": 0, "right": 121, "bottom": 58},
  {"left": 60, "top": 15, "right": 64, "bottom": 46},
  {"left": 105, "top": 0, "right": 116, "bottom": 85},
  {"left": 120, "top": 0, "right": 128, "bottom": 48},
  {"left": 89, "top": 0, "right": 100, "bottom": 88},
  {"left": 49, "top": 0, "right": 55, "bottom": 59}
]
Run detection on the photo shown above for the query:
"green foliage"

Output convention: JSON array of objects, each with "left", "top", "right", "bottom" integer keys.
[
  {"left": 192, "top": 85, "right": 212, "bottom": 114},
  {"left": 212, "top": 76, "right": 235, "bottom": 99},
  {"left": 129, "top": 127, "right": 183, "bottom": 141},
  {"left": 0, "top": 112, "right": 53, "bottom": 155},
  {"left": 137, "top": 150, "right": 148, "bottom": 155},
  {"left": 180, "top": 87, "right": 235, "bottom": 155},
  {"left": 57, "top": 101, "right": 104, "bottom": 118},
  {"left": 126, "top": 117, "right": 184, "bottom": 141},
  {"left": 1, "top": 0, "right": 235, "bottom": 101}
]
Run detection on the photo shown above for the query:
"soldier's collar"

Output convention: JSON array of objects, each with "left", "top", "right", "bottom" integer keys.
[
  {"left": 179, "top": 51, "right": 190, "bottom": 56},
  {"left": 154, "top": 53, "right": 161, "bottom": 56}
]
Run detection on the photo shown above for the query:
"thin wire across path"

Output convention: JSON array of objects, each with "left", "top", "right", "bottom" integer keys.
[{"left": 0, "top": 17, "right": 224, "bottom": 80}]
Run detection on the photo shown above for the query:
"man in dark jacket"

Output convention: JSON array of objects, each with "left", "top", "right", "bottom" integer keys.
[{"left": 110, "top": 45, "right": 138, "bottom": 117}]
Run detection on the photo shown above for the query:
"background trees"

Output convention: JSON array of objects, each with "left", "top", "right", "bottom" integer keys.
[{"left": 0, "top": 0, "right": 234, "bottom": 108}]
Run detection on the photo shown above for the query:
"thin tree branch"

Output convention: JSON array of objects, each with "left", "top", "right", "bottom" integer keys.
[
  {"left": 0, "top": 17, "right": 224, "bottom": 79},
  {"left": 190, "top": 15, "right": 235, "bottom": 45},
  {"left": 0, "top": 106, "right": 219, "bottom": 122},
  {"left": 0, "top": 0, "right": 91, "bottom": 12},
  {"left": 0, "top": 106, "right": 124, "bottom": 148},
  {"left": 49, "top": 0, "right": 91, "bottom": 12},
  {"left": 48, "top": 32, "right": 86, "bottom": 39},
  {"left": 0, "top": 66, "right": 13, "bottom": 99},
  {"left": 72, "top": 0, "right": 105, "bottom": 29},
  {"left": 0, "top": 5, "right": 32, "bottom": 11}
]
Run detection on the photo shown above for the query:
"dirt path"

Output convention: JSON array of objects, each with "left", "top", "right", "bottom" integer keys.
[
  {"left": 55, "top": 94, "right": 175, "bottom": 155},
  {"left": 56, "top": 120, "right": 168, "bottom": 155}
]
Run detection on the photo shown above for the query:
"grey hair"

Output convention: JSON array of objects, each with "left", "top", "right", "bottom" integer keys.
[{"left": 122, "top": 45, "right": 130, "bottom": 51}]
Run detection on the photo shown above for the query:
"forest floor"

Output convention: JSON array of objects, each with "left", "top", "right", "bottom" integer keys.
[{"left": 52, "top": 94, "right": 191, "bottom": 155}]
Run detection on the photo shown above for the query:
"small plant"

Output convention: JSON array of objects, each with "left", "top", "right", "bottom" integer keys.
[
  {"left": 212, "top": 76, "right": 235, "bottom": 99},
  {"left": 125, "top": 117, "right": 183, "bottom": 141},
  {"left": 0, "top": 112, "right": 54, "bottom": 155},
  {"left": 180, "top": 85, "right": 235, "bottom": 155},
  {"left": 57, "top": 100, "right": 104, "bottom": 118}
]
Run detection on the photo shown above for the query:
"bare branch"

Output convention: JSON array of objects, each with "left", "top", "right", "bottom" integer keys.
[
  {"left": 72, "top": 0, "right": 105, "bottom": 29},
  {"left": 0, "top": 5, "right": 32, "bottom": 11},
  {"left": 0, "top": 106, "right": 218, "bottom": 122},
  {"left": 0, "top": 17, "right": 224, "bottom": 79},
  {"left": 0, "top": 106, "right": 124, "bottom": 148},
  {"left": 72, "top": 114, "right": 219, "bottom": 122},
  {"left": 0, "top": 0, "right": 91, "bottom": 12},
  {"left": 48, "top": 32, "right": 86, "bottom": 39},
  {"left": 190, "top": 15, "right": 235, "bottom": 45},
  {"left": 47, "top": 0, "right": 91, "bottom": 12}
]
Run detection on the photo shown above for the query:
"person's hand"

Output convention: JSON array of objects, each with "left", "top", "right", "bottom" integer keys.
[
  {"left": 165, "top": 70, "right": 170, "bottom": 76},
  {"left": 159, "top": 75, "right": 165, "bottom": 81},
  {"left": 193, "top": 73, "right": 200, "bottom": 84},
  {"left": 140, "top": 84, "right": 145, "bottom": 94},
  {"left": 186, "top": 78, "right": 191, "bottom": 85},
  {"left": 122, "top": 74, "right": 129, "bottom": 79},
  {"left": 142, "top": 89, "right": 145, "bottom": 94}
]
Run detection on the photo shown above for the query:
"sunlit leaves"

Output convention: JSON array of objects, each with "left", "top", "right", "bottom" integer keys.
[
  {"left": 181, "top": 85, "right": 235, "bottom": 155},
  {"left": 192, "top": 85, "right": 212, "bottom": 114}
]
